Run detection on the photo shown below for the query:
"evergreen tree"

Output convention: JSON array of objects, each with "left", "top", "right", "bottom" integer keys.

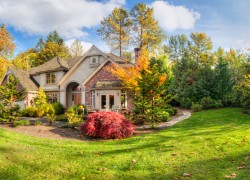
[
  {"left": 0, "top": 74, "right": 25, "bottom": 123},
  {"left": 213, "top": 57, "right": 234, "bottom": 104},
  {"left": 34, "top": 88, "right": 47, "bottom": 108},
  {"left": 97, "top": 7, "right": 132, "bottom": 57},
  {"left": 133, "top": 57, "right": 172, "bottom": 125},
  {"left": 46, "top": 31, "right": 64, "bottom": 45},
  {"left": 130, "top": 3, "right": 165, "bottom": 53}
]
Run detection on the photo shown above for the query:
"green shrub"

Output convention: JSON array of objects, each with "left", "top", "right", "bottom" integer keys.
[
  {"left": 13, "top": 120, "right": 30, "bottom": 127},
  {"left": 56, "top": 114, "right": 68, "bottom": 121},
  {"left": 65, "top": 107, "right": 83, "bottom": 127},
  {"left": 34, "top": 121, "right": 42, "bottom": 126},
  {"left": 191, "top": 103, "right": 203, "bottom": 112},
  {"left": 165, "top": 106, "right": 178, "bottom": 116},
  {"left": 213, "top": 100, "right": 223, "bottom": 108},
  {"left": 21, "top": 106, "right": 38, "bottom": 117},
  {"left": 0, "top": 118, "right": 10, "bottom": 124},
  {"left": 45, "top": 104, "right": 56, "bottom": 125},
  {"left": 200, "top": 97, "right": 215, "bottom": 109},
  {"left": 53, "top": 102, "right": 64, "bottom": 115},
  {"left": 157, "top": 111, "right": 170, "bottom": 122}
]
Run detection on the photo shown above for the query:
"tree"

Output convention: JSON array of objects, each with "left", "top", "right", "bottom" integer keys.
[
  {"left": 34, "top": 31, "right": 70, "bottom": 66},
  {"left": 34, "top": 88, "right": 47, "bottom": 108},
  {"left": 213, "top": 57, "right": 234, "bottom": 104},
  {"left": 97, "top": 7, "right": 132, "bottom": 57},
  {"left": 0, "top": 74, "right": 25, "bottom": 123},
  {"left": 130, "top": 3, "right": 165, "bottom": 53},
  {"left": 0, "top": 24, "right": 15, "bottom": 79},
  {"left": 0, "top": 24, "right": 15, "bottom": 59},
  {"left": 46, "top": 31, "right": 63, "bottom": 45},
  {"left": 68, "top": 39, "right": 84, "bottom": 57},
  {"left": 12, "top": 49, "right": 38, "bottom": 70}
]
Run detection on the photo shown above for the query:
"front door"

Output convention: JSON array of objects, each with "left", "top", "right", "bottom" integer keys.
[
  {"left": 100, "top": 94, "right": 115, "bottom": 111},
  {"left": 72, "top": 93, "right": 81, "bottom": 106}
]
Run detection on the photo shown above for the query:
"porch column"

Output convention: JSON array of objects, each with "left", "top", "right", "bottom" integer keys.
[
  {"left": 81, "top": 86, "right": 86, "bottom": 105},
  {"left": 60, "top": 90, "right": 67, "bottom": 108}
]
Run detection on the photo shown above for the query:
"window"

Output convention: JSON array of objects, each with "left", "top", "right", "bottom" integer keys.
[
  {"left": 121, "top": 90, "right": 127, "bottom": 109},
  {"left": 47, "top": 93, "right": 58, "bottom": 103},
  {"left": 92, "top": 58, "right": 96, "bottom": 64},
  {"left": 90, "top": 56, "right": 99, "bottom": 67},
  {"left": 46, "top": 73, "right": 56, "bottom": 84}
]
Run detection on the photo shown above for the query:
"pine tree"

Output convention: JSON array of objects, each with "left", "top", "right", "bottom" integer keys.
[
  {"left": 97, "top": 7, "right": 132, "bottom": 57},
  {"left": 130, "top": 3, "right": 165, "bottom": 53},
  {"left": 0, "top": 74, "right": 26, "bottom": 123},
  {"left": 214, "top": 57, "right": 234, "bottom": 103}
]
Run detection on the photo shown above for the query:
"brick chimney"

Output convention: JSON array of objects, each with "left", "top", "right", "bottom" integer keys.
[{"left": 134, "top": 48, "right": 141, "bottom": 64}]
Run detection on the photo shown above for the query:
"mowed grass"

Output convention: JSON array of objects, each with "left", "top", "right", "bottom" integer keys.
[{"left": 0, "top": 108, "right": 249, "bottom": 180}]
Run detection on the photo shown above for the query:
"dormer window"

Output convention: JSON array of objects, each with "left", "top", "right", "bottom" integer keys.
[
  {"left": 46, "top": 73, "right": 56, "bottom": 84},
  {"left": 90, "top": 56, "right": 99, "bottom": 67}
]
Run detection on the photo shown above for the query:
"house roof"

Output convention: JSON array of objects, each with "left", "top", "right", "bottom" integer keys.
[
  {"left": 9, "top": 66, "right": 38, "bottom": 91},
  {"left": 29, "top": 57, "right": 69, "bottom": 75},
  {"left": 94, "top": 81, "right": 123, "bottom": 89},
  {"left": 67, "top": 56, "right": 82, "bottom": 68}
]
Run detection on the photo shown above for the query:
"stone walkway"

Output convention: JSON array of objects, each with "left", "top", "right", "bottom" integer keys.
[{"left": 136, "top": 109, "right": 192, "bottom": 130}]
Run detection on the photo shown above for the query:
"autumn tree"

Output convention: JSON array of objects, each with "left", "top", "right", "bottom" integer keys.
[
  {"left": 35, "top": 31, "right": 70, "bottom": 66},
  {"left": 0, "top": 24, "right": 15, "bottom": 78},
  {"left": 12, "top": 49, "right": 37, "bottom": 70},
  {"left": 97, "top": 7, "right": 132, "bottom": 57},
  {"left": 130, "top": 3, "right": 165, "bottom": 53},
  {"left": 68, "top": 39, "right": 84, "bottom": 57}
]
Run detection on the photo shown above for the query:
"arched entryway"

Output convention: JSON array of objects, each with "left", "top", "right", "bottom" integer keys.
[{"left": 66, "top": 82, "right": 82, "bottom": 108}]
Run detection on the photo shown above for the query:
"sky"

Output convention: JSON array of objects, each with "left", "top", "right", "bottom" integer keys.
[{"left": 0, "top": 0, "right": 250, "bottom": 55}]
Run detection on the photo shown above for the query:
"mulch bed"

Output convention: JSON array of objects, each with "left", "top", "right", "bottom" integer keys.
[{"left": 0, "top": 109, "right": 191, "bottom": 141}]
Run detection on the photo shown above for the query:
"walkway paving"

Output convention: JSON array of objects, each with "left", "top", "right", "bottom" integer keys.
[{"left": 136, "top": 109, "right": 192, "bottom": 130}]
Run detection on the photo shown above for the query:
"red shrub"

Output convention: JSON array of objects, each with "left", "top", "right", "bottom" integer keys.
[{"left": 80, "top": 111, "right": 134, "bottom": 139}]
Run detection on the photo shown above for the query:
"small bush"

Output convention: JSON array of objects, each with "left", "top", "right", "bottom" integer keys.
[
  {"left": 35, "top": 121, "right": 42, "bottom": 126},
  {"left": 80, "top": 111, "right": 134, "bottom": 139},
  {"left": 191, "top": 103, "right": 203, "bottom": 112},
  {"left": 0, "top": 118, "right": 10, "bottom": 124},
  {"left": 213, "top": 100, "right": 223, "bottom": 108},
  {"left": 56, "top": 114, "right": 68, "bottom": 121},
  {"left": 13, "top": 120, "right": 30, "bottom": 127},
  {"left": 53, "top": 102, "right": 64, "bottom": 115},
  {"left": 200, "top": 97, "right": 214, "bottom": 109},
  {"left": 157, "top": 111, "right": 170, "bottom": 122},
  {"left": 21, "top": 106, "right": 38, "bottom": 117},
  {"left": 45, "top": 104, "right": 56, "bottom": 125}
]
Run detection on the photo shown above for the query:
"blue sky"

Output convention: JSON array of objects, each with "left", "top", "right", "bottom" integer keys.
[{"left": 1, "top": 0, "right": 250, "bottom": 54}]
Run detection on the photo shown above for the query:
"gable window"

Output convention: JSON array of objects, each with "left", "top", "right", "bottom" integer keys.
[
  {"left": 89, "top": 56, "right": 99, "bottom": 67},
  {"left": 46, "top": 73, "right": 56, "bottom": 84}
]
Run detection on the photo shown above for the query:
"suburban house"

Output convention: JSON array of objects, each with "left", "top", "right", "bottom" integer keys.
[{"left": 0, "top": 46, "right": 134, "bottom": 111}]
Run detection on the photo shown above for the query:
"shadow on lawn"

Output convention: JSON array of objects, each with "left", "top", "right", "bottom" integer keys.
[{"left": 117, "top": 151, "right": 250, "bottom": 179}]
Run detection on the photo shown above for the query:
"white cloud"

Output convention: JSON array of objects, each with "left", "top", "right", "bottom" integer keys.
[
  {"left": 150, "top": 1, "right": 200, "bottom": 31},
  {"left": 0, "top": 0, "right": 125, "bottom": 38},
  {"left": 65, "top": 39, "right": 92, "bottom": 52}
]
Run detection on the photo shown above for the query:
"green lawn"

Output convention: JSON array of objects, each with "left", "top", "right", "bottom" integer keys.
[{"left": 0, "top": 108, "right": 249, "bottom": 179}]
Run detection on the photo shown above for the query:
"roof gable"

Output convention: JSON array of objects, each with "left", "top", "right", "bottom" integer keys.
[
  {"left": 57, "top": 45, "right": 108, "bottom": 86},
  {"left": 29, "top": 57, "right": 69, "bottom": 75},
  {"left": 2, "top": 66, "right": 38, "bottom": 91}
]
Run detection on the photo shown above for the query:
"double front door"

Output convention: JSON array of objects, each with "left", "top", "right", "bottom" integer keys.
[{"left": 100, "top": 94, "right": 115, "bottom": 111}]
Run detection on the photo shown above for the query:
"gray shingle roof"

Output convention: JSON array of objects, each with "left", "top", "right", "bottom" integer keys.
[
  {"left": 67, "top": 56, "right": 82, "bottom": 68},
  {"left": 9, "top": 66, "right": 38, "bottom": 91},
  {"left": 29, "top": 57, "right": 69, "bottom": 75}
]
